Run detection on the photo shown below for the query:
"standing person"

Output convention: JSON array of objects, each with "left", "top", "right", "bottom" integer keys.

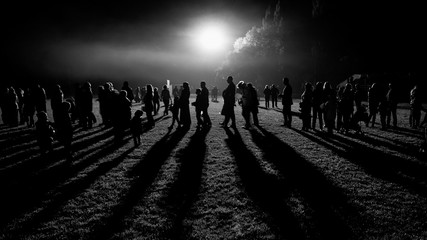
[
  {"left": 300, "top": 82, "right": 313, "bottom": 131},
  {"left": 200, "top": 81, "right": 212, "bottom": 127},
  {"left": 161, "top": 84, "right": 171, "bottom": 116},
  {"left": 179, "top": 82, "right": 191, "bottom": 128},
  {"left": 34, "top": 84, "right": 47, "bottom": 113},
  {"left": 168, "top": 96, "right": 180, "bottom": 130},
  {"left": 367, "top": 83, "right": 380, "bottom": 127},
  {"left": 386, "top": 83, "right": 398, "bottom": 128},
  {"left": 172, "top": 85, "right": 180, "bottom": 98},
  {"left": 122, "top": 81, "right": 134, "bottom": 104},
  {"left": 23, "top": 87, "right": 36, "bottom": 127},
  {"left": 220, "top": 76, "right": 236, "bottom": 128},
  {"left": 409, "top": 84, "right": 422, "bottom": 128},
  {"left": 270, "top": 84, "right": 279, "bottom": 108},
  {"left": 130, "top": 110, "right": 143, "bottom": 146},
  {"left": 280, "top": 77, "right": 293, "bottom": 127},
  {"left": 56, "top": 101, "right": 74, "bottom": 159},
  {"left": 143, "top": 84, "right": 155, "bottom": 128},
  {"left": 341, "top": 83, "right": 354, "bottom": 133},
  {"left": 322, "top": 81, "right": 336, "bottom": 134},
  {"left": 35, "top": 111, "right": 55, "bottom": 155},
  {"left": 17, "top": 88, "right": 25, "bottom": 125},
  {"left": 80, "top": 81, "right": 95, "bottom": 129},
  {"left": 353, "top": 83, "right": 363, "bottom": 109},
  {"left": 134, "top": 86, "right": 141, "bottom": 103},
  {"left": 246, "top": 82, "right": 259, "bottom": 127},
  {"left": 7, "top": 87, "right": 20, "bottom": 126},
  {"left": 192, "top": 88, "right": 203, "bottom": 128},
  {"left": 51, "top": 84, "right": 64, "bottom": 125},
  {"left": 312, "top": 81, "right": 324, "bottom": 130},
  {"left": 153, "top": 87, "right": 160, "bottom": 115},
  {"left": 263, "top": 85, "right": 271, "bottom": 108},
  {"left": 211, "top": 86, "right": 218, "bottom": 102}
]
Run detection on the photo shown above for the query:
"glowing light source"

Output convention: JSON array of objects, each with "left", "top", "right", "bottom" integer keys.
[{"left": 193, "top": 24, "right": 228, "bottom": 54}]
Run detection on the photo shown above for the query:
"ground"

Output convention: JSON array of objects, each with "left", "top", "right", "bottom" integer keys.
[{"left": 0, "top": 97, "right": 426, "bottom": 240}]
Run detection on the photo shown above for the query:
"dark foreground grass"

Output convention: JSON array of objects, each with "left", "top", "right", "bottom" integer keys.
[{"left": 0, "top": 98, "right": 426, "bottom": 240}]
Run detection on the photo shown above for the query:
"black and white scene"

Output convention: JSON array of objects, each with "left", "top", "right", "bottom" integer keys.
[{"left": 1, "top": 0, "right": 426, "bottom": 239}]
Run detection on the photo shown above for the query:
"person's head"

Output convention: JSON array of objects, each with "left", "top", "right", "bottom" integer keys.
[
  {"left": 200, "top": 81, "right": 206, "bottom": 88},
  {"left": 37, "top": 111, "right": 48, "bottom": 122},
  {"left": 120, "top": 90, "right": 127, "bottom": 98},
  {"left": 265, "top": 85, "right": 269, "bottom": 89},
  {"left": 135, "top": 110, "right": 143, "bottom": 117},
  {"left": 247, "top": 83, "right": 254, "bottom": 89},
  {"left": 123, "top": 81, "right": 129, "bottom": 87},
  {"left": 146, "top": 84, "right": 153, "bottom": 93},
  {"left": 283, "top": 77, "right": 289, "bottom": 85},
  {"left": 388, "top": 83, "right": 392, "bottom": 89},
  {"left": 237, "top": 81, "right": 246, "bottom": 89},
  {"left": 163, "top": 85, "right": 167, "bottom": 90},
  {"left": 62, "top": 101, "right": 71, "bottom": 112},
  {"left": 305, "top": 82, "right": 312, "bottom": 91},
  {"left": 227, "top": 76, "right": 233, "bottom": 84},
  {"left": 183, "top": 82, "right": 189, "bottom": 90},
  {"left": 196, "top": 88, "right": 201, "bottom": 95}
]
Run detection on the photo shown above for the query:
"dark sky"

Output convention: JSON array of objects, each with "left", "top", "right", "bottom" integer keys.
[
  {"left": 3, "top": 0, "right": 273, "bottom": 87},
  {"left": 3, "top": 0, "right": 422, "bottom": 89}
]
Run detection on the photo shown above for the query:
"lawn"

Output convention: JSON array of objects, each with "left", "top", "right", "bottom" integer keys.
[{"left": 0, "top": 97, "right": 426, "bottom": 240}]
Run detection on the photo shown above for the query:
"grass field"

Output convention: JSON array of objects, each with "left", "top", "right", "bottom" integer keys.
[{"left": 0, "top": 97, "right": 426, "bottom": 240}]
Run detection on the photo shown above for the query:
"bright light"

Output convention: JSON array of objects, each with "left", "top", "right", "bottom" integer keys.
[{"left": 193, "top": 24, "right": 228, "bottom": 54}]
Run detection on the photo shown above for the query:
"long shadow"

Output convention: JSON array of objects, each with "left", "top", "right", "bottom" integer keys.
[
  {"left": 7, "top": 143, "right": 135, "bottom": 236},
  {"left": 224, "top": 127, "right": 305, "bottom": 239},
  {"left": 0, "top": 125, "right": 32, "bottom": 138},
  {"left": 251, "top": 126, "right": 359, "bottom": 239},
  {"left": 362, "top": 132, "right": 421, "bottom": 156},
  {"left": 0, "top": 130, "right": 125, "bottom": 227},
  {"left": 86, "top": 127, "right": 188, "bottom": 240},
  {"left": 295, "top": 129, "right": 427, "bottom": 198},
  {"left": 161, "top": 126, "right": 210, "bottom": 239},
  {"left": 0, "top": 127, "right": 115, "bottom": 179},
  {"left": 388, "top": 126, "right": 424, "bottom": 139}
]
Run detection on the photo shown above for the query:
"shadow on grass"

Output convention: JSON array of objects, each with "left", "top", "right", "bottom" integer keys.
[
  {"left": 295, "top": 129, "right": 427, "bottom": 198},
  {"left": 0, "top": 128, "right": 127, "bottom": 228},
  {"left": 87, "top": 127, "right": 189, "bottom": 240},
  {"left": 251, "top": 126, "right": 358, "bottom": 239},
  {"left": 162, "top": 126, "right": 210, "bottom": 239},
  {"left": 4, "top": 141, "right": 135, "bottom": 236},
  {"left": 387, "top": 126, "right": 424, "bottom": 139},
  {"left": 224, "top": 127, "right": 305, "bottom": 239}
]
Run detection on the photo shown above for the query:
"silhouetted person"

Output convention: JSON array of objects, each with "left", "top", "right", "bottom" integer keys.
[
  {"left": 0, "top": 87, "right": 8, "bottom": 124},
  {"left": 378, "top": 86, "right": 388, "bottom": 130},
  {"left": 172, "top": 85, "right": 180, "bottom": 98},
  {"left": 211, "top": 86, "right": 218, "bottom": 102},
  {"left": 192, "top": 88, "right": 203, "bottom": 128},
  {"left": 153, "top": 87, "right": 160, "bottom": 115},
  {"left": 367, "top": 83, "right": 380, "bottom": 127},
  {"left": 336, "top": 85, "right": 345, "bottom": 131},
  {"left": 300, "top": 82, "right": 313, "bottom": 131},
  {"left": 17, "top": 88, "right": 25, "bottom": 125},
  {"left": 35, "top": 111, "right": 55, "bottom": 155},
  {"left": 322, "top": 81, "right": 336, "bottom": 134},
  {"left": 23, "top": 87, "right": 36, "bottom": 127},
  {"left": 312, "top": 81, "right": 324, "bottom": 130},
  {"left": 353, "top": 83, "right": 363, "bottom": 109},
  {"left": 169, "top": 96, "right": 180, "bottom": 130},
  {"left": 161, "top": 84, "right": 171, "bottom": 116},
  {"left": 80, "top": 81, "right": 95, "bottom": 128},
  {"left": 280, "top": 77, "right": 293, "bottom": 127},
  {"left": 200, "top": 81, "right": 212, "bottom": 127},
  {"left": 263, "top": 85, "right": 271, "bottom": 108},
  {"left": 122, "top": 81, "right": 134, "bottom": 103},
  {"left": 34, "top": 84, "right": 47, "bottom": 113},
  {"left": 419, "top": 109, "right": 427, "bottom": 154},
  {"left": 51, "top": 84, "right": 64, "bottom": 125},
  {"left": 7, "top": 87, "right": 19, "bottom": 126},
  {"left": 386, "top": 83, "right": 398, "bottom": 128},
  {"left": 179, "top": 82, "right": 191, "bottom": 128},
  {"left": 131, "top": 110, "right": 143, "bottom": 146},
  {"left": 409, "top": 84, "right": 422, "bottom": 128},
  {"left": 134, "top": 86, "right": 141, "bottom": 103},
  {"left": 97, "top": 85, "right": 107, "bottom": 124},
  {"left": 143, "top": 84, "right": 155, "bottom": 128},
  {"left": 341, "top": 83, "right": 354, "bottom": 133},
  {"left": 270, "top": 84, "right": 279, "bottom": 108},
  {"left": 56, "top": 101, "right": 73, "bottom": 159},
  {"left": 114, "top": 90, "right": 131, "bottom": 140},
  {"left": 220, "top": 76, "right": 236, "bottom": 128}
]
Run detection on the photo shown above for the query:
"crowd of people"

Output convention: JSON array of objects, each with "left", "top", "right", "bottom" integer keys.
[{"left": 1, "top": 75, "right": 426, "bottom": 158}]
